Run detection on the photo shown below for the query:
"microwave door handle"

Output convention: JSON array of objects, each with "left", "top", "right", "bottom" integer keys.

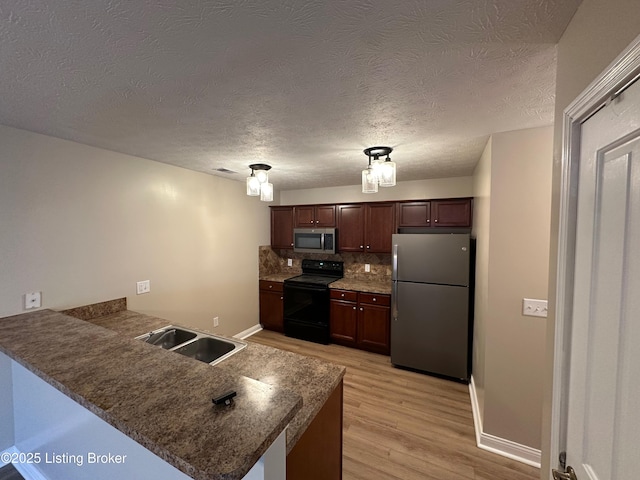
[{"left": 320, "top": 233, "right": 325, "bottom": 251}]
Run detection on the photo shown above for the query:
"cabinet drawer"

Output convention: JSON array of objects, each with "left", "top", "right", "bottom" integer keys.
[
  {"left": 359, "top": 292, "right": 390, "bottom": 306},
  {"left": 259, "top": 280, "right": 284, "bottom": 293},
  {"left": 330, "top": 289, "right": 357, "bottom": 302}
]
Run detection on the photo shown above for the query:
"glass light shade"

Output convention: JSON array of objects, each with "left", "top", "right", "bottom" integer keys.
[
  {"left": 362, "top": 168, "right": 378, "bottom": 193},
  {"left": 246, "top": 175, "right": 261, "bottom": 196},
  {"left": 260, "top": 182, "right": 274, "bottom": 202},
  {"left": 255, "top": 169, "right": 269, "bottom": 184},
  {"left": 378, "top": 159, "right": 396, "bottom": 187}
]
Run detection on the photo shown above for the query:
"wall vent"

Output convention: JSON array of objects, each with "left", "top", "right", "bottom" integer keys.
[{"left": 214, "top": 168, "right": 236, "bottom": 174}]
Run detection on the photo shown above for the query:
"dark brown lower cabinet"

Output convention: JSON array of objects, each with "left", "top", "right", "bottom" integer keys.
[
  {"left": 330, "top": 290, "right": 390, "bottom": 355},
  {"left": 287, "top": 380, "right": 343, "bottom": 480},
  {"left": 259, "top": 280, "right": 284, "bottom": 332}
]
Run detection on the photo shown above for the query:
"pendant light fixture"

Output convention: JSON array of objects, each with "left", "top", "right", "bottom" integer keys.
[
  {"left": 362, "top": 146, "right": 395, "bottom": 193},
  {"left": 246, "top": 164, "right": 273, "bottom": 202}
]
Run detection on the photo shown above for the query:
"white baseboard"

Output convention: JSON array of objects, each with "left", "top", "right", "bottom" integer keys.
[
  {"left": 234, "top": 324, "right": 263, "bottom": 340},
  {"left": 468, "top": 376, "right": 541, "bottom": 468},
  {"left": 1, "top": 446, "right": 49, "bottom": 480}
]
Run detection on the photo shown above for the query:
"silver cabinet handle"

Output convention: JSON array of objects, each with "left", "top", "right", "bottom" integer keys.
[
  {"left": 353, "top": 306, "right": 356, "bottom": 310},
  {"left": 359, "top": 307, "right": 363, "bottom": 311},
  {"left": 269, "top": 285, "right": 272, "bottom": 289},
  {"left": 372, "top": 297, "right": 377, "bottom": 302},
  {"left": 434, "top": 219, "right": 438, "bottom": 223}
]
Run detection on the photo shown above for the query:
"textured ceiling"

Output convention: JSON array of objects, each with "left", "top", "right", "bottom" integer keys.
[{"left": 0, "top": 0, "right": 582, "bottom": 191}]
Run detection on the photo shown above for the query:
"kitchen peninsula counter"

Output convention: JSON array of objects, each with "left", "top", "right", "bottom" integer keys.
[
  {"left": 0, "top": 304, "right": 342, "bottom": 480},
  {"left": 81, "top": 306, "right": 346, "bottom": 455}
]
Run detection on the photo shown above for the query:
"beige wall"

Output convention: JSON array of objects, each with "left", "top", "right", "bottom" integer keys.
[
  {"left": 279, "top": 176, "right": 473, "bottom": 205},
  {"left": 542, "top": 0, "right": 640, "bottom": 477},
  {"left": 471, "top": 137, "right": 492, "bottom": 425},
  {"left": 0, "top": 125, "right": 270, "bottom": 337},
  {"left": 473, "top": 126, "right": 553, "bottom": 450}
]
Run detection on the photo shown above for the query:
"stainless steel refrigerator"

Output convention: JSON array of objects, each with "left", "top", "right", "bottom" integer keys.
[{"left": 391, "top": 233, "right": 472, "bottom": 382}]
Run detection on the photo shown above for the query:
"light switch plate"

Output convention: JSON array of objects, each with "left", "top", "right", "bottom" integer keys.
[
  {"left": 522, "top": 298, "right": 548, "bottom": 317},
  {"left": 136, "top": 280, "right": 151, "bottom": 295},
  {"left": 24, "top": 291, "right": 41, "bottom": 309}
]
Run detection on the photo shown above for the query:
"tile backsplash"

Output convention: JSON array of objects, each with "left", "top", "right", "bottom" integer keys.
[{"left": 259, "top": 246, "right": 391, "bottom": 282}]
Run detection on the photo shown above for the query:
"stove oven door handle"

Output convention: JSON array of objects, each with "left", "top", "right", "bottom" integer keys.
[{"left": 284, "top": 283, "right": 329, "bottom": 293}]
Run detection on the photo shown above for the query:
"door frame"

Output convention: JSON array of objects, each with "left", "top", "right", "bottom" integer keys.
[{"left": 550, "top": 33, "right": 640, "bottom": 476}]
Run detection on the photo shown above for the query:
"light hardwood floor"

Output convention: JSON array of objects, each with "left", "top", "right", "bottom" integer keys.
[{"left": 249, "top": 330, "right": 540, "bottom": 480}]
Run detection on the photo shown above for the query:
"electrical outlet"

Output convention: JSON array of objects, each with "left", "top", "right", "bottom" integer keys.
[
  {"left": 364, "top": 264, "right": 371, "bottom": 273},
  {"left": 136, "top": 280, "right": 151, "bottom": 295},
  {"left": 24, "top": 291, "right": 41, "bottom": 309},
  {"left": 522, "top": 298, "right": 548, "bottom": 318},
  {"left": 213, "top": 316, "right": 220, "bottom": 328},
  {"left": 287, "top": 258, "right": 293, "bottom": 267}
]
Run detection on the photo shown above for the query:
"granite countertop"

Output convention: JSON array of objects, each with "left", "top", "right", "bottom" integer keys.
[
  {"left": 259, "top": 274, "right": 391, "bottom": 295},
  {"left": 0, "top": 309, "right": 304, "bottom": 480},
  {"left": 86, "top": 309, "right": 346, "bottom": 454},
  {"left": 329, "top": 277, "right": 391, "bottom": 295},
  {"left": 259, "top": 273, "right": 296, "bottom": 283}
]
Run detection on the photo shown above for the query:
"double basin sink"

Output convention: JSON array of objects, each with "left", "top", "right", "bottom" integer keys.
[{"left": 136, "top": 325, "right": 246, "bottom": 366}]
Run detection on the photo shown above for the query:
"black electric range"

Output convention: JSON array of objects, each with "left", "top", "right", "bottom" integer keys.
[{"left": 283, "top": 259, "right": 344, "bottom": 344}]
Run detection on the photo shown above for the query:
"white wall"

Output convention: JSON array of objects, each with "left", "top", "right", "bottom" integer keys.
[
  {"left": 280, "top": 176, "right": 473, "bottom": 205},
  {"left": 0, "top": 125, "right": 270, "bottom": 336}
]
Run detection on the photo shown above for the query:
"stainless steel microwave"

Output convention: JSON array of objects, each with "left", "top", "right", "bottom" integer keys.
[{"left": 293, "top": 228, "right": 336, "bottom": 254}]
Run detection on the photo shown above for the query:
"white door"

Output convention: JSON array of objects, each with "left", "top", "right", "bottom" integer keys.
[{"left": 562, "top": 77, "right": 640, "bottom": 480}]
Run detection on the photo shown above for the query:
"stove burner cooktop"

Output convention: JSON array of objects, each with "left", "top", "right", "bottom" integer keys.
[
  {"left": 284, "top": 259, "right": 344, "bottom": 287},
  {"left": 284, "top": 274, "right": 340, "bottom": 287}
]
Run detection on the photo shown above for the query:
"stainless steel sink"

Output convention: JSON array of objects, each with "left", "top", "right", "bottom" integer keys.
[
  {"left": 139, "top": 327, "right": 197, "bottom": 349},
  {"left": 135, "top": 325, "right": 246, "bottom": 365},
  {"left": 173, "top": 337, "right": 237, "bottom": 364}
]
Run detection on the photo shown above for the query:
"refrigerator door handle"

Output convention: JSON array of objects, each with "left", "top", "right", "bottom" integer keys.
[
  {"left": 392, "top": 280, "right": 398, "bottom": 322},
  {"left": 392, "top": 244, "right": 398, "bottom": 281}
]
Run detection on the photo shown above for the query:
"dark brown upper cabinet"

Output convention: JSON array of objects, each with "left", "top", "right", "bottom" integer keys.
[
  {"left": 397, "top": 198, "right": 472, "bottom": 228},
  {"left": 431, "top": 198, "right": 472, "bottom": 227},
  {"left": 270, "top": 206, "right": 294, "bottom": 249},
  {"left": 397, "top": 201, "right": 431, "bottom": 227},
  {"left": 336, "top": 204, "right": 365, "bottom": 252},
  {"left": 337, "top": 202, "right": 395, "bottom": 253},
  {"left": 294, "top": 205, "right": 336, "bottom": 228}
]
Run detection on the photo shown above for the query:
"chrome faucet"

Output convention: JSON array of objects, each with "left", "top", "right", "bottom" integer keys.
[{"left": 145, "top": 329, "right": 176, "bottom": 345}]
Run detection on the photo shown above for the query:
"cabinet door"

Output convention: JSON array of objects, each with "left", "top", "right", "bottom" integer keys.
[
  {"left": 259, "top": 289, "right": 284, "bottom": 332},
  {"left": 271, "top": 207, "right": 294, "bottom": 249},
  {"left": 357, "top": 302, "right": 390, "bottom": 355},
  {"left": 329, "top": 299, "right": 357, "bottom": 346},
  {"left": 431, "top": 199, "right": 472, "bottom": 227},
  {"left": 294, "top": 206, "right": 315, "bottom": 227},
  {"left": 397, "top": 201, "right": 431, "bottom": 227},
  {"left": 365, "top": 203, "right": 395, "bottom": 253},
  {"left": 314, "top": 205, "right": 336, "bottom": 227},
  {"left": 337, "top": 204, "right": 365, "bottom": 252}
]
